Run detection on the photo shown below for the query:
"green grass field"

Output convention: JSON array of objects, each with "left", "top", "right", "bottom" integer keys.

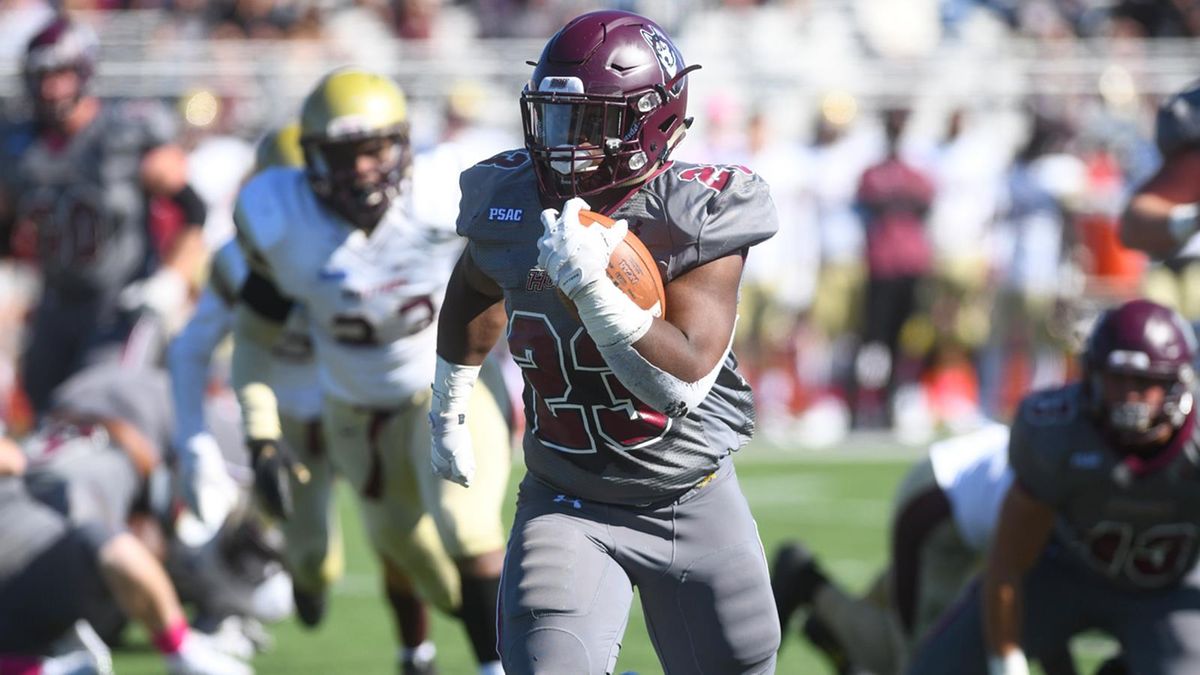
[{"left": 112, "top": 444, "right": 1115, "bottom": 674}]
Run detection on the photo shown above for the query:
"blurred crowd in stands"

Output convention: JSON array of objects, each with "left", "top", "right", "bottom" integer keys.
[{"left": 2, "top": 0, "right": 1199, "bottom": 449}]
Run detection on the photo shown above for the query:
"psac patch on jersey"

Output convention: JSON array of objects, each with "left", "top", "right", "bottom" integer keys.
[
  {"left": 1022, "top": 388, "right": 1080, "bottom": 427},
  {"left": 488, "top": 207, "right": 524, "bottom": 222}
]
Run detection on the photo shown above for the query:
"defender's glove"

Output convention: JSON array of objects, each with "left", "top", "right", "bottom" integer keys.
[
  {"left": 537, "top": 197, "right": 629, "bottom": 301},
  {"left": 248, "top": 439, "right": 305, "bottom": 520},
  {"left": 177, "top": 432, "right": 240, "bottom": 530},
  {"left": 429, "top": 409, "right": 474, "bottom": 488}
]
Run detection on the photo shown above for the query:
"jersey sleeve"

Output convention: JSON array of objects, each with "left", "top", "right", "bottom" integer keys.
[
  {"left": 1008, "top": 388, "right": 1078, "bottom": 507},
  {"left": 168, "top": 288, "right": 234, "bottom": 448},
  {"left": 660, "top": 164, "right": 779, "bottom": 279},
  {"left": 208, "top": 239, "right": 249, "bottom": 304},
  {"left": 456, "top": 149, "right": 536, "bottom": 242},
  {"left": 232, "top": 172, "right": 295, "bottom": 323},
  {"left": 121, "top": 99, "right": 179, "bottom": 150}
]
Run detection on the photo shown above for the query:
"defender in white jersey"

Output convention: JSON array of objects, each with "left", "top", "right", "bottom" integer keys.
[
  {"left": 230, "top": 70, "right": 510, "bottom": 674},
  {"left": 773, "top": 424, "right": 1014, "bottom": 675},
  {"left": 169, "top": 236, "right": 453, "bottom": 673}
]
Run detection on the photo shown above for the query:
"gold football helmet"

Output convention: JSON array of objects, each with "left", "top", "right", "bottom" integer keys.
[
  {"left": 254, "top": 122, "right": 304, "bottom": 173},
  {"left": 299, "top": 67, "right": 411, "bottom": 228}
]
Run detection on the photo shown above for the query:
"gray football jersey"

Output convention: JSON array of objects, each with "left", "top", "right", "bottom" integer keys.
[
  {"left": 1010, "top": 383, "right": 1200, "bottom": 590},
  {"left": 50, "top": 363, "right": 175, "bottom": 453},
  {"left": 0, "top": 476, "right": 70, "bottom": 583},
  {"left": 8, "top": 101, "right": 174, "bottom": 300},
  {"left": 459, "top": 150, "right": 777, "bottom": 504}
]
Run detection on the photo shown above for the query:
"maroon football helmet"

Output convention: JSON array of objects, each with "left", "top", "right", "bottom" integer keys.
[
  {"left": 1083, "top": 299, "right": 1197, "bottom": 447},
  {"left": 23, "top": 16, "right": 98, "bottom": 126},
  {"left": 521, "top": 10, "right": 700, "bottom": 202}
]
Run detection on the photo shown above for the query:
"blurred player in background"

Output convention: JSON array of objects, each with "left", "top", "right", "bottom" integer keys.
[
  {"left": 231, "top": 69, "right": 511, "bottom": 674},
  {"left": 908, "top": 299, "right": 1200, "bottom": 675},
  {"left": 0, "top": 16, "right": 210, "bottom": 417},
  {"left": 1120, "top": 80, "right": 1200, "bottom": 261},
  {"left": 170, "top": 123, "right": 449, "bottom": 674},
  {"left": 0, "top": 379, "right": 253, "bottom": 675},
  {"left": 434, "top": 10, "right": 780, "bottom": 673},
  {"left": 773, "top": 424, "right": 1079, "bottom": 675}
]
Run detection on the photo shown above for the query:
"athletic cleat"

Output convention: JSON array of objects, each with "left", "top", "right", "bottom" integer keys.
[
  {"left": 771, "top": 540, "right": 829, "bottom": 638},
  {"left": 802, "top": 615, "right": 853, "bottom": 675},
  {"left": 399, "top": 655, "right": 438, "bottom": 675},
  {"left": 293, "top": 586, "right": 328, "bottom": 629}
]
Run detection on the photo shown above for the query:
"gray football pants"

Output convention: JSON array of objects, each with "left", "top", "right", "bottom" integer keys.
[
  {"left": 906, "top": 550, "right": 1200, "bottom": 675},
  {"left": 499, "top": 461, "right": 780, "bottom": 675}
]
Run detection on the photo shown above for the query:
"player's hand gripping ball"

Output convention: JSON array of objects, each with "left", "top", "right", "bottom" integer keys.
[{"left": 537, "top": 198, "right": 666, "bottom": 319}]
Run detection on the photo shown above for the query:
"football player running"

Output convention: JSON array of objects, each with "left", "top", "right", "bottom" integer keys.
[
  {"left": 907, "top": 299, "right": 1200, "bottom": 675},
  {"left": 0, "top": 16, "right": 209, "bottom": 416},
  {"left": 433, "top": 10, "right": 780, "bottom": 674},
  {"left": 230, "top": 69, "right": 511, "bottom": 674},
  {"left": 170, "top": 124, "right": 450, "bottom": 674}
]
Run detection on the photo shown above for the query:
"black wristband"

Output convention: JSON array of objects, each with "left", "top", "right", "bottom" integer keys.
[{"left": 171, "top": 184, "right": 207, "bottom": 226}]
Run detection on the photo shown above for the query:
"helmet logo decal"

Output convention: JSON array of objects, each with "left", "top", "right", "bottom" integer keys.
[
  {"left": 1108, "top": 350, "right": 1151, "bottom": 370},
  {"left": 640, "top": 28, "right": 681, "bottom": 94},
  {"left": 678, "top": 164, "right": 752, "bottom": 192},
  {"left": 326, "top": 114, "right": 373, "bottom": 138}
]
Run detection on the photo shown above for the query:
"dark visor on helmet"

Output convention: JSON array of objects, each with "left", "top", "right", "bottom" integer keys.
[{"left": 524, "top": 95, "right": 626, "bottom": 149}]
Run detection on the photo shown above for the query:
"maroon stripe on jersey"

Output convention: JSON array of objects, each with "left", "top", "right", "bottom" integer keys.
[{"left": 891, "top": 485, "right": 954, "bottom": 636}]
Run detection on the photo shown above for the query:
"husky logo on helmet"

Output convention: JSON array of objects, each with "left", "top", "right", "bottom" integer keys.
[{"left": 640, "top": 28, "right": 681, "bottom": 94}]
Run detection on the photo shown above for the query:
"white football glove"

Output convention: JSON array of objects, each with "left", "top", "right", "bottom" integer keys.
[
  {"left": 429, "top": 410, "right": 474, "bottom": 488},
  {"left": 177, "top": 433, "right": 240, "bottom": 533},
  {"left": 537, "top": 197, "right": 629, "bottom": 300},
  {"left": 166, "top": 629, "right": 254, "bottom": 675}
]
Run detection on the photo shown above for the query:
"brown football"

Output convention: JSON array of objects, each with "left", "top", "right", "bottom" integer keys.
[{"left": 557, "top": 210, "right": 666, "bottom": 319}]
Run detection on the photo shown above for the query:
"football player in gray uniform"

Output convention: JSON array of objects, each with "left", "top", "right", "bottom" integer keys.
[
  {"left": 908, "top": 299, "right": 1200, "bottom": 675},
  {"left": 434, "top": 10, "right": 781, "bottom": 674},
  {"left": 1120, "top": 80, "right": 1200, "bottom": 258},
  {"left": 0, "top": 16, "right": 208, "bottom": 416}
]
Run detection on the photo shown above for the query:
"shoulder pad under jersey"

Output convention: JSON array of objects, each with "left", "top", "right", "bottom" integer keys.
[
  {"left": 649, "top": 161, "right": 779, "bottom": 277},
  {"left": 234, "top": 167, "right": 307, "bottom": 269},
  {"left": 1008, "top": 384, "right": 1085, "bottom": 505},
  {"left": 456, "top": 148, "right": 538, "bottom": 241},
  {"left": 1156, "top": 80, "right": 1200, "bottom": 157}
]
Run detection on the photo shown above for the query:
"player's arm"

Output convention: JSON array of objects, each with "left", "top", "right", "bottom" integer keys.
[
  {"left": 167, "top": 286, "right": 241, "bottom": 526},
  {"left": 228, "top": 222, "right": 303, "bottom": 518},
  {"left": 982, "top": 482, "right": 1055, "bottom": 675},
  {"left": 0, "top": 436, "right": 26, "bottom": 476},
  {"left": 137, "top": 142, "right": 210, "bottom": 314},
  {"left": 430, "top": 247, "right": 507, "bottom": 487},
  {"left": 541, "top": 198, "right": 745, "bottom": 418},
  {"left": 1119, "top": 149, "right": 1200, "bottom": 259}
]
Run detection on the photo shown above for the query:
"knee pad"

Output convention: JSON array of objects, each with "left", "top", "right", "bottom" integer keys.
[{"left": 503, "top": 626, "right": 592, "bottom": 675}]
